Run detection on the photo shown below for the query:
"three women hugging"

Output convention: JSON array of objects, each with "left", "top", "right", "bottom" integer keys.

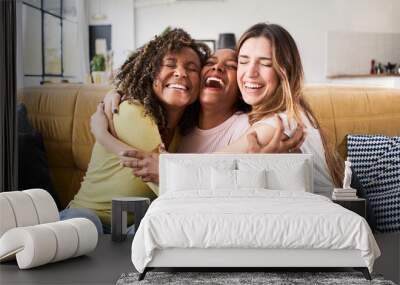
[{"left": 60, "top": 23, "right": 344, "bottom": 234}]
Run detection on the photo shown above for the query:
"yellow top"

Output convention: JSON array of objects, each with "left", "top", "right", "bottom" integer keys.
[{"left": 69, "top": 101, "right": 180, "bottom": 224}]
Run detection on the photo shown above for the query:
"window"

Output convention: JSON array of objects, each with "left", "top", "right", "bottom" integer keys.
[{"left": 22, "top": 0, "right": 79, "bottom": 85}]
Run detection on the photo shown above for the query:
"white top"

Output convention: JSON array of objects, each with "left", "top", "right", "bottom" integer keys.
[
  {"left": 178, "top": 112, "right": 250, "bottom": 153},
  {"left": 254, "top": 112, "right": 335, "bottom": 197}
]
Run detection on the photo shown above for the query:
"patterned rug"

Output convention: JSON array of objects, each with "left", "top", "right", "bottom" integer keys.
[{"left": 116, "top": 271, "right": 396, "bottom": 285}]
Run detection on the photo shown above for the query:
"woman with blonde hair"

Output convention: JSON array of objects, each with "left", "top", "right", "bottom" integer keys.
[{"left": 217, "top": 23, "right": 343, "bottom": 196}]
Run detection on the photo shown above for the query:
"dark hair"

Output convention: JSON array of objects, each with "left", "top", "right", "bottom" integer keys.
[
  {"left": 114, "top": 28, "right": 210, "bottom": 136},
  {"left": 235, "top": 92, "right": 251, "bottom": 113},
  {"left": 238, "top": 23, "right": 344, "bottom": 187},
  {"left": 214, "top": 47, "right": 251, "bottom": 113}
]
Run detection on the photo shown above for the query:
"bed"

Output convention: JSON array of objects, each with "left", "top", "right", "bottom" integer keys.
[{"left": 130, "top": 154, "right": 380, "bottom": 280}]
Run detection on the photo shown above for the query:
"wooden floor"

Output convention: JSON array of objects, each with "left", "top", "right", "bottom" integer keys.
[
  {"left": 374, "top": 232, "right": 400, "bottom": 284},
  {"left": 0, "top": 233, "right": 398, "bottom": 284},
  {"left": 0, "top": 235, "right": 134, "bottom": 285}
]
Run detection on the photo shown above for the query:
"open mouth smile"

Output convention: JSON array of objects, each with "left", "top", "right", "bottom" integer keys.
[
  {"left": 244, "top": 82, "right": 263, "bottom": 90},
  {"left": 166, "top": 83, "right": 189, "bottom": 91},
  {"left": 204, "top": 76, "right": 225, "bottom": 89}
]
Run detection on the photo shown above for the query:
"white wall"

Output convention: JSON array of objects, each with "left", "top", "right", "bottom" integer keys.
[
  {"left": 22, "top": 4, "right": 42, "bottom": 76},
  {"left": 88, "top": 0, "right": 135, "bottom": 68},
  {"left": 20, "top": 0, "right": 400, "bottom": 85},
  {"left": 133, "top": 0, "right": 400, "bottom": 83},
  {"left": 63, "top": 20, "right": 81, "bottom": 77},
  {"left": 327, "top": 31, "right": 400, "bottom": 77}
]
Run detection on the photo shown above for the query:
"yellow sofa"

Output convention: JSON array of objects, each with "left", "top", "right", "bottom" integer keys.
[{"left": 19, "top": 84, "right": 400, "bottom": 208}]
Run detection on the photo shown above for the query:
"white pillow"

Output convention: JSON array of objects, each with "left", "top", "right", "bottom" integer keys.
[
  {"left": 266, "top": 162, "right": 307, "bottom": 191},
  {"left": 238, "top": 159, "right": 308, "bottom": 191},
  {"left": 167, "top": 161, "right": 235, "bottom": 192},
  {"left": 237, "top": 169, "right": 267, "bottom": 189},
  {"left": 168, "top": 163, "right": 210, "bottom": 191},
  {"left": 211, "top": 168, "right": 267, "bottom": 190},
  {"left": 211, "top": 168, "right": 236, "bottom": 190}
]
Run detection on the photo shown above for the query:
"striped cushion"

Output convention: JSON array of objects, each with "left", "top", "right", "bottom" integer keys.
[{"left": 347, "top": 135, "right": 400, "bottom": 233}]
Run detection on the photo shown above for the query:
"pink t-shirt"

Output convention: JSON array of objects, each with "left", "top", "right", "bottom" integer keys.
[{"left": 177, "top": 112, "right": 250, "bottom": 153}]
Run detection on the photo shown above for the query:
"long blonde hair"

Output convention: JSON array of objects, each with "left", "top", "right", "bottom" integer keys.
[{"left": 238, "top": 23, "right": 344, "bottom": 187}]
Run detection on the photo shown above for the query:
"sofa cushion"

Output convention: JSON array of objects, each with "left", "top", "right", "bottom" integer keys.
[
  {"left": 347, "top": 134, "right": 400, "bottom": 233},
  {"left": 17, "top": 103, "right": 61, "bottom": 210},
  {"left": 72, "top": 86, "right": 108, "bottom": 172},
  {"left": 350, "top": 167, "right": 377, "bottom": 230}
]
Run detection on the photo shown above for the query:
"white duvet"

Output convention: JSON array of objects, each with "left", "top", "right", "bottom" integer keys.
[{"left": 131, "top": 190, "right": 380, "bottom": 273}]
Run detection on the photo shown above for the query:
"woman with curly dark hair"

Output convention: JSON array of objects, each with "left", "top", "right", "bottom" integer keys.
[{"left": 61, "top": 28, "right": 210, "bottom": 235}]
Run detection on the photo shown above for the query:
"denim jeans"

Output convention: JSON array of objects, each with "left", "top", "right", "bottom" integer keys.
[
  {"left": 59, "top": 208, "right": 135, "bottom": 236},
  {"left": 59, "top": 208, "right": 104, "bottom": 235}
]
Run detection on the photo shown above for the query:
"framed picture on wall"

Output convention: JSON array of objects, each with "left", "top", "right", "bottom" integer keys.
[{"left": 196, "top": 39, "right": 216, "bottom": 53}]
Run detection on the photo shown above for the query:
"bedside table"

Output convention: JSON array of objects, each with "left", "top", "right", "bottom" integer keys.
[
  {"left": 332, "top": 198, "right": 366, "bottom": 219},
  {"left": 111, "top": 197, "right": 150, "bottom": 242}
]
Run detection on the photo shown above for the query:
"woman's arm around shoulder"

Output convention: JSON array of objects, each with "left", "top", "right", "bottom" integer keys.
[
  {"left": 217, "top": 123, "right": 277, "bottom": 153},
  {"left": 217, "top": 114, "right": 302, "bottom": 153},
  {"left": 91, "top": 103, "right": 139, "bottom": 155}
]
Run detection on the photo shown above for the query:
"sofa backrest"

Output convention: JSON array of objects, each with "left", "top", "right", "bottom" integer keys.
[
  {"left": 18, "top": 84, "right": 400, "bottom": 208},
  {"left": 18, "top": 84, "right": 110, "bottom": 207},
  {"left": 303, "top": 86, "right": 400, "bottom": 157}
]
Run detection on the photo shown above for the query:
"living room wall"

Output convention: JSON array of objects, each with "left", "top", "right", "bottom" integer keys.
[
  {"left": 133, "top": 0, "right": 400, "bottom": 83},
  {"left": 20, "top": 0, "right": 399, "bottom": 86},
  {"left": 88, "top": 0, "right": 135, "bottom": 69}
]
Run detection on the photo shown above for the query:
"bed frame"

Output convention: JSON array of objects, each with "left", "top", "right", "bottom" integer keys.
[
  {"left": 137, "top": 154, "right": 372, "bottom": 281},
  {"left": 139, "top": 248, "right": 371, "bottom": 280},
  {"left": 149, "top": 248, "right": 365, "bottom": 268}
]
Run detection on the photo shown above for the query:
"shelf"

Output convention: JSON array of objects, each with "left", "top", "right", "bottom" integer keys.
[{"left": 327, "top": 74, "right": 400, "bottom": 79}]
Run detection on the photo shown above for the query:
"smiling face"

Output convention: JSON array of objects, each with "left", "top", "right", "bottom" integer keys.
[
  {"left": 199, "top": 49, "right": 239, "bottom": 110},
  {"left": 153, "top": 47, "right": 201, "bottom": 110},
  {"left": 237, "top": 36, "right": 279, "bottom": 107}
]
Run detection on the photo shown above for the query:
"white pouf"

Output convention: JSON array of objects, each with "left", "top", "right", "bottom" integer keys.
[
  {"left": 0, "top": 189, "right": 98, "bottom": 269},
  {"left": 0, "top": 218, "right": 98, "bottom": 269}
]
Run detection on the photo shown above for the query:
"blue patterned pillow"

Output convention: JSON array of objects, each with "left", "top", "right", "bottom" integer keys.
[{"left": 347, "top": 135, "right": 400, "bottom": 233}]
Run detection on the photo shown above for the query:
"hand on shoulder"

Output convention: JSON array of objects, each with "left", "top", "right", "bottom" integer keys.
[
  {"left": 102, "top": 89, "right": 123, "bottom": 136},
  {"left": 246, "top": 114, "right": 305, "bottom": 153}
]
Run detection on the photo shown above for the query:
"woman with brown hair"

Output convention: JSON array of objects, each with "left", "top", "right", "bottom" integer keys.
[
  {"left": 217, "top": 23, "right": 343, "bottom": 196},
  {"left": 61, "top": 28, "right": 209, "bottom": 234}
]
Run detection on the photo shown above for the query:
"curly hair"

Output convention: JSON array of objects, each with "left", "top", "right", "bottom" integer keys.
[{"left": 114, "top": 28, "right": 210, "bottom": 136}]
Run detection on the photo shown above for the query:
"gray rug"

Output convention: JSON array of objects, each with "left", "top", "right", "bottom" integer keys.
[{"left": 116, "top": 271, "right": 396, "bottom": 285}]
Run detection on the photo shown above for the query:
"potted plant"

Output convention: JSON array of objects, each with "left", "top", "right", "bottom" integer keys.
[{"left": 91, "top": 54, "right": 106, "bottom": 84}]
